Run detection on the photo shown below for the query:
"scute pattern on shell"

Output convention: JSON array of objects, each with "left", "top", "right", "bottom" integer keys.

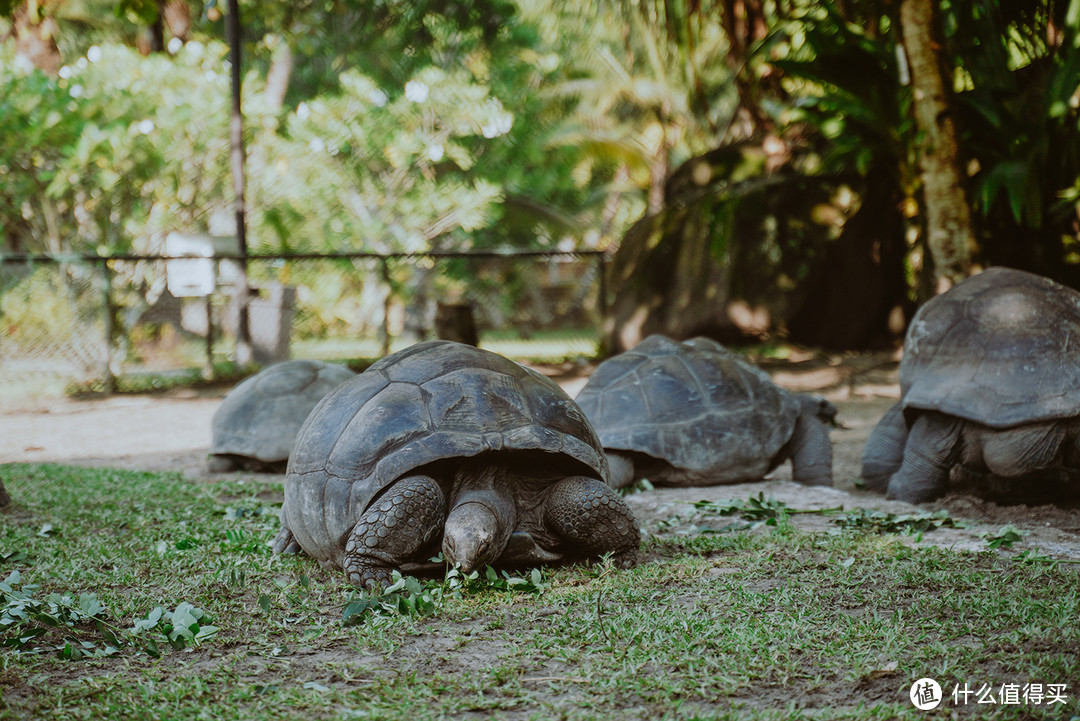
[
  {"left": 282, "top": 340, "right": 608, "bottom": 564},
  {"left": 210, "top": 359, "right": 356, "bottom": 462},
  {"left": 575, "top": 335, "right": 800, "bottom": 481},
  {"left": 899, "top": 267, "right": 1080, "bottom": 428}
]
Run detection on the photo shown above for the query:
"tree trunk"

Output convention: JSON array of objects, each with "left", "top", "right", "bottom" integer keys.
[
  {"left": 900, "top": 0, "right": 977, "bottom": 291},
  {"left": 435, "top": 302, "right": 479, "bottom": 346},
  {"left": 226, "top": 0, "right": 253, "bottom": 366},
  {"left": 718, "top": 0, "right": 776, "bottom": 134},
  {"left": 603, "top": 204, "right": 735, "bottom": 354},
  {"left": 264, "top": 41, "right": 294, "bottom": 111},
  {"left": 785, "top": 166, "right": 911, "bottom": 349},
  {"left": 12, "top": 1, "right": 61, "bottom": 75},
  {"left": 163, "top": 0, "right": 191, "bottom": 41},
  {"left": 137, "top": 0, "right": 166, "bottom": 55}
]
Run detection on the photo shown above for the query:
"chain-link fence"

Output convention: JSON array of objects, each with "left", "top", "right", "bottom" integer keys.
[{"left": 0, "top": 250, "right": 606, "bottom": 408}]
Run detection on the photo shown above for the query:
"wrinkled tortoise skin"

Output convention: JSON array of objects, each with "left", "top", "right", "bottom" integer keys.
[
  {"left": 862, "top": 267, "right": 1080, "bottom": 503},
  {"left": 575, "top": 335, "right": 835, "bottom": 488}
]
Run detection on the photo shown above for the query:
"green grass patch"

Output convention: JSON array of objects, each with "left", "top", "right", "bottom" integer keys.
[
  {"left": 479, "top": 328, "right": 600, "bottom": 362},
  {"left": 1, "top": 463, "right": 1077, "bottom": 720}
]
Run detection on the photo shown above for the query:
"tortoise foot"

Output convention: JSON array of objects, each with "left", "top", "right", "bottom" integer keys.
[
  {"left": 344, "top": 562, "right": 396, "bottom": 592},
  {"left": 271, "top": 526, "right": 302, "bottom": 555},
  {"left": 544, "top": 477, "right": 641, "bottom": 565},
  {"left": 342, "top": 475, "right": 445, "bottom": 591},
  {"left": 609, "top": 546, "right": 639, "bottom": 569},
  {"left": 208, "top": 454, "right": 238, "bottom": 473}
]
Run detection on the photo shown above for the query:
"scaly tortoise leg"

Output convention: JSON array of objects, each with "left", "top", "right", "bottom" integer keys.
[
  {"left": 343, "top": 475, "right": 445, "bottom": 591},
  {"left": 542, "top": 476, "right": 641, "bottom": 568}
]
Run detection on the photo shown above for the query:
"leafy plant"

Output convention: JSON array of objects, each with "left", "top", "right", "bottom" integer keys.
[
  {"left": 130, "top": 602, "right": 218, "bottom": 656},
  {"left": 985, "top": 525, "right": 1024, "bottom": 550},
  {"left": 444, "top": 565, "right": 549, "bottom": 596},
  {"left": 342, "top": 573, "right": 441, "bottom": 625},
  {"left": 834, "top": 508, "right": 962, "bottom": 535},
  {"left": 1012, "top": 548, "right": 1055, "bottom": 565},
  {"left": 0, "top": 570, "right": 216, "bottom": 659},
  {"left": 1012, "top": 548, "right": 1080, "bottom": 566},
  {"left": 341, "top": 563, "right": 549, "bottom": 626},
  {"left": 693, "top": 493, "right": 842, "bottom": 525}
]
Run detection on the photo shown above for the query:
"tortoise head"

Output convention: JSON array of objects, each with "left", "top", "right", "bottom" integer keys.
[
  {"left": 442, "top": 462, "right": 517, "bottom": 573},
  {"left": 443, "top": 502, "right": 503, "bottom": 573}
]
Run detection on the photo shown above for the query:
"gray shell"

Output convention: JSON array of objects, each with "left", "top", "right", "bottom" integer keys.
[
  {"left": 210, "top": 360, "right": 356, "bottom": 463},
  {"left": 282, "top": 340, "right": 607, "bottom": 559},
  {"left": 574, "top": 335, "right": 802, "bottom": 482},
  {"left": 900, "top": 267, "right": 1080, "bottom": 428}
]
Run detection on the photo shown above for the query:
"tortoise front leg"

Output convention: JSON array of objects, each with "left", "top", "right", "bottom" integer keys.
[
  {"left": 343, "top": 475, "right": 445, "bottom": 590},
  {"left": 542, "top": 477, "right": 640, "bottom": 568},
  {"left": 886, "top": 412, "right": 963, "bottom": 503},
  {"left": 787, "top": 410, "right": 833, "bottom": 486},
  {"left": 605, "top": 452, "right": 637, "bottom": 490},
  {"left": 861, "top": 402, "right": 908, "bottom": 492}
]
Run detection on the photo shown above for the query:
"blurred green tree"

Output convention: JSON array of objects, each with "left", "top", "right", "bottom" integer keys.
[{"left": 594, "top": 0, "right": 1080, "bottom": 351}]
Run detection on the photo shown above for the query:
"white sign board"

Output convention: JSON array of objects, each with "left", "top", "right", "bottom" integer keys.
[{"left": 165, "top": 233, "right": 240, "bottom": 297}]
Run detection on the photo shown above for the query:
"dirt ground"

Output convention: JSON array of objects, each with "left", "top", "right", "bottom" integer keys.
[{"left": 2, "top": 352, "right": 1078, "bottom": 561}]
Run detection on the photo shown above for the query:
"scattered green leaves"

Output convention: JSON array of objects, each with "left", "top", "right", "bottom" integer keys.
[
  {"left": 694, "top": 493, "right": 843, "bottom": 525},
  {"left": 342, "top": 564, "right": 549, "bottom": 626},
  {"left": 1012, "top": 548, "right": 1080, "bottom": 566},
  {"left": 834, "top": 508, "right": 962, "bottom": 535},
  {"left": 1012, "top": 548, "right": 1056, "bottom": 565},
  {"left": 619, "top": 478, "right": 655, "bottom": 496},
  {"left": 445, "top": 565, "right": 549, "bottom": 595},
  {"left": 342, "top": 573, "right": 440, "bottom": 625},
  {"left": 1, "top": 550, "right": 28, "bottom": 564},
  {"left": 0, "top": 570, "right": 216, "bottom": 659},
  {"left": 131, "top": 602, "right": 218, "bottom": 656}
]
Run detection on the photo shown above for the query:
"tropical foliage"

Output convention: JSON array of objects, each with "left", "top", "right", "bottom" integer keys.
[{"left": 2, "top": 0, "right": 1080, "bottom": 349}]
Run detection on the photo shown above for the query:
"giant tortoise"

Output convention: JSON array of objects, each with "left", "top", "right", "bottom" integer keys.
[
  {"left": 209, "top": 360, "right": 356, "bottom": 472},
  {"left": 272, "top": 340, "right": 640, "bottom": 590},
  {"left": 862, "top": 267, "right": 1080, "bottom": 503},
  {"left": 575, "top": 335, "right": 835, "bottom": 489}
]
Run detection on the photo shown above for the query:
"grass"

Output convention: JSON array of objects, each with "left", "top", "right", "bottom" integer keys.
[
  {"left": 2, "top": 329, "right": 600, "bottom": 408},
  {"left": 294, "top": 328, "right": 601, "bottom": 365},
  {"left": 1, "top": 463, "right": 1078, "bottom": 720}
]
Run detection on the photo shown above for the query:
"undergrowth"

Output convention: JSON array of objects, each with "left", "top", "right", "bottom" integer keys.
[{"left": 1, "top": 463, "right": 1077, "bottom": 721}]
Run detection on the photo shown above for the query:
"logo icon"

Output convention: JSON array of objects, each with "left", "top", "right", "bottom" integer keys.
[{"left": 910, "top": 678, "right": 943, "bottom": 710}]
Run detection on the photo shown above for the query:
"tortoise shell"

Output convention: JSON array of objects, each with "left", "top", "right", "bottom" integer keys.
[
  {"left": 899, "top": 267, "right": 1080, "bottom": 428},
  {"left": 574, "top": 334, "right": 802, "bottom": 482},
  {"left": 282, "top": 340, "right": 607, "bottom": 559},
  {"left": 210, "top": 360, "right": 356, "bottom": 464}
]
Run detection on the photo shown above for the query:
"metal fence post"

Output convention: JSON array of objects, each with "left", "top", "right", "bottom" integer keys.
[
  {"left": 597, "top": 252, "right": 609, "bottom": 322},
  {"left": 381, "top": 256, "right": 392, "bottom": 357},
  {"left": 205, "top": 293, "right": 215, "bottom": 380},
  {"left": 99, "top": 259, "right": 115, "bottom": 394}
]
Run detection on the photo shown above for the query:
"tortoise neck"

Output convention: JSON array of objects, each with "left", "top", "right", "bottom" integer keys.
[
  {"left": 447, "top": 459, "right": 514, "bottom": 561},
  {"left": 443, "top": 458, "right": 517, "bottom": 570},
  {"left": 450, "top": 457, "right": 517, "bottom": 522}
]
